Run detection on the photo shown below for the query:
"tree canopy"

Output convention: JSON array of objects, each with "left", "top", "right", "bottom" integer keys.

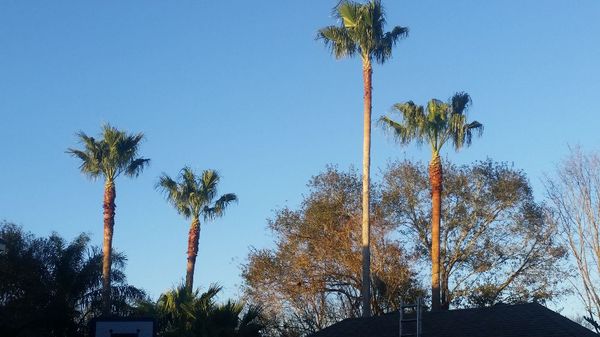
[
  {"left": 243, "top": 161, "right": 569, "bottom": 336},
  {"left": 67, "top": 123, "right": 150, "bottom": 182},
  {"left": 0, "top": 222, "right": 145, "bottom": 337},
  {"left": 380, "top": 92, "right": 483, "bottom": 156},
  {"left": 156, "top": 167, "right": 237, "bottom": 222},
  {"left": 137, "top": 284, "right": 264, "bottom": 337},
  {"left": 318, "top": 0, "right": 408, "bottom": 63},
  {"left": 242, "top": 167, "right": 424, "bottom": 336},
  {"left": 546, "top": 148, "right": 600, "bottom": 333},
  {"left": 382, "top": 160, "right": 568, "bottom": 308}
]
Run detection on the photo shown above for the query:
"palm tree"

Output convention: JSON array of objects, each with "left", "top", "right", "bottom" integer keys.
[
  {"left": 0, "top": 222, "right": 145, "bottom": 336},
  {"left": 380, "top": 92, "right": 483, "bottom": 310},
  {"left": 318, "top": 0, "right": 408, "bottom": 317},
  {"left": 67, "top": 124, "right": 150, "bottom": 315},
  {"left": 143, "top": 284, "right": 263, "bottom": 337},
  {"left": 156, "top": 167, "right": 237, "bottom": 292}
]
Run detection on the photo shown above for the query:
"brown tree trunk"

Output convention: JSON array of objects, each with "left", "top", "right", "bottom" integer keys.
[
  {"left": 429, "top": 154, "right": 443, "bottom": 311},
  {"left": 361, "top": 60, "right": 372, "bottom": 318},
  {"left": 102, "top": 180, "right": 116, "bottom": 315},
  {"left": 441, "top": 267, "right": 450, "bottom": 310},
  {"left": 185, "top": 217, "right": 201, "bottom": 292}
]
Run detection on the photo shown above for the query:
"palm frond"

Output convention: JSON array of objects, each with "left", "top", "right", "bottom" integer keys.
[
  {"left": 201, "top": 170, "right": 221, "bottom": 203},
  {"left": 77, "top": 132, "right": 99, "bottom": 154},
  {"left": 317, "top": 26, "right": 357, "bottom": 59},
  {"left": 450, "top": 91, "right": 472, "bottom": 115},
  {"left": 446, "top": 92, "right": 483, "bottom": 150},
  {"left": 204, "top": 193, "right": 238, "bottom": 221},
  {"left": 156, "top": 173, "right": 192, "bottom": 218},
  {"left": 380, "top": 116, "right": 415, "bottom": 146},
  {"left": 66, "top": 149, "right": 102, "bottom": 178},
  {"left": 462, "top": 121, "right": 484, "bottom": 147},
  {"left": 237, "top": 304, "right": 265, "bottom": 336},
  {"left": 381, "top": 101, "right": 429, "bottom": 146},
  {"left": 125, "top": 158, "right": 150, "bottom": 177},
  {"left": 374, "top": 25, "right": 409, "bottom": 63},
  {"left": 337, "top": 1, "right": 361, "bottom": 28}
]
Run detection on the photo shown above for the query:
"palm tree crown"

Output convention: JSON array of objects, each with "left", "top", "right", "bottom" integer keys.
[
  {"left": 67, "top": 124, "right": 150, "bottom": 181},
  {"left": 157, "top": 167, "right": 237, "bottom": 221},
  {"left": 380, "top": 92, "right": 483, "bottom": 155},
  {"left": 318, "top": 0, "right": 408, "bottom": 63}
]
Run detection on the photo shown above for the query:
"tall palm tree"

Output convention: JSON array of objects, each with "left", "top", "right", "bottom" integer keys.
[
  {"left": 156, "top": 167, "right": 237, "bottom": 292},
  {"left": 318, "top": 0, "right": 408, "bottom": 317},
  {"left": 67, "top": 124, "right": 150, "bottom": 315},
  {"left": 380, "top": 92, "right": 483, "bottom": 311}
]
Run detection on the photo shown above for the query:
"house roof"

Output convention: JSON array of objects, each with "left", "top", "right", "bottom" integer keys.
[{"left": 309, "top": 303, "right": 596, "bottom": 337}]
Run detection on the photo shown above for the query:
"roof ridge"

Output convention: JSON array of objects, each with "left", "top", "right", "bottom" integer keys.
[
  {"left": 533, "top": 302, "right": 594, "bottom": 336},
  {"left": 372, "top": 302, "right": 540, "bottom": 319},
  {"left": 422, "top": 302, "right": 536, "bottom": 314}
]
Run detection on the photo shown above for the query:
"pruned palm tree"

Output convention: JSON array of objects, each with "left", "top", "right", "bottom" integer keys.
[
  {"left": 156, "top": 167, "right": 237, "bottom": 291},
  {"left": 380, "top": 92, "right": 483, "bottom": 311},
  {"left": 67, "top": 124, "right": 150, "bottom": 315},
  {"left": 318, "top": 0, "right": 408, "bottom": 317}
]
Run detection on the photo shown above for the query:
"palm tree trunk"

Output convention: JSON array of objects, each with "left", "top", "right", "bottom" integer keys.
[
  {"left": 361, "top": 59, "right": 372, "bottom": 318},
  {"left": 102, "top": 179, "right": 116, "bottom": 315},
  {"left": 185, "top": 217, "right": 201, "bottom": 292},
  {"left": 429, "top": 154, "right": 443, "bottom": 311}
]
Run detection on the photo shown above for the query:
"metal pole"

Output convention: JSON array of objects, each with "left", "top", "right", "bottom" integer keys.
[
  {"left": 399, "top": 301, "right": 403, "bottom": 337},
  {"left": 417, "top": 298, "right": 422, "bottom": 337}
]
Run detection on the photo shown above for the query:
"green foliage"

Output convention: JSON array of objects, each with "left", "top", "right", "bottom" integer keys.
[
  {"left": 380, "top": 92, "right": 483, "bottom": 155},
  {"left": 67, "top": 124, "right": 150, "bottom": 182},
  {"left": 137, "top": 285, "right": 264, "bottom": 337},
  {"left": 156, "top": 167, "right": 238, "bottom": 221},
  {"left": 0, "top": 222, "right": 145, "bottom": 337},
  {"left": 381, "top": 160, "right": 568, "bottom": 307},
  {"left": 242, "top": 166, "right": 424, "bottom": 336},
  {"left": 317, "top": 0, "right": 408, "bottom": 63}
]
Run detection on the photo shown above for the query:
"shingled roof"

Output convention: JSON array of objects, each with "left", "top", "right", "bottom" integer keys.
[{"left": 309, "top": 303, "right": 597, "bottom": 337}]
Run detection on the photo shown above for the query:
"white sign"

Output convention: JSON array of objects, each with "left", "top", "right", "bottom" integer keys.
[{"left": 93, "top": 319, "right": 154, "bottom": 337}]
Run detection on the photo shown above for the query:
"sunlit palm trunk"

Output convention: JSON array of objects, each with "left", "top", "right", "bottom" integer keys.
[
  {"left": 361, "top": 60, "right": 372, "bottom": 318},
  {"left": 429, "top": 154, "right": 442, "bottom": 311},
  {"left": 102, "top": 180, "right": 116, "bottom": 315},
  {"left": 185, "top": 217, "right": 200, "bottom": 291}
]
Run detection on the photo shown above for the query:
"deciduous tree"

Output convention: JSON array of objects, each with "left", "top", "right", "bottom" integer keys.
[
  {"left": 382, "top": 160, "right": 567, "bottom": 309},
  {"left": 242, "top": 167, "right": 423, "bottom": 336},
  {"left": 546, "top": 148, "right": 600, "bottom": 332}
]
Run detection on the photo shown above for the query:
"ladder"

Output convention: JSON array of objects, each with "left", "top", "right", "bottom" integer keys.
[{"left": 399, "top": 298, "right": 422, "bottom": 337}]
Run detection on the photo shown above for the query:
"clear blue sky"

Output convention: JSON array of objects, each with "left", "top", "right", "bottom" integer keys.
[{"left": 1, "top": 0, "right": 599, "bottom": 315}]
